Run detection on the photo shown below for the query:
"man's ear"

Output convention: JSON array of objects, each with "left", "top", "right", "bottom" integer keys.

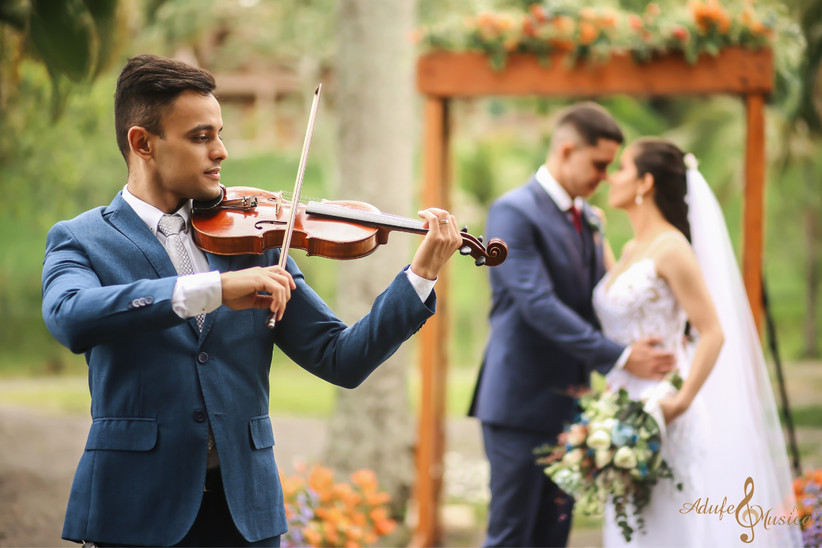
[
  {"left": 559, "top": 141, "right": 575, "bottom": 161},
  {"left": 127, "top": 126, "right": 153, "bottom": 161}
]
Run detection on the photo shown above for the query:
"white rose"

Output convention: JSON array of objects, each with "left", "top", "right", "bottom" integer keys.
[
  {"left": 613, "top": 446, "right": 638, "bottom": 469},
  {"left": 587, "top": 429, "right": 611, "bottom": 451},
  {"left": 562, "top": 448, "right": 585, "bottom": 466},
  {"left": 595, "top": 449, "right": 613, "bottom": 468}
]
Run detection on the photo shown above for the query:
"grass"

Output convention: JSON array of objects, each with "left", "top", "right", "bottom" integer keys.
[{"left": 0, "top": 354, "right": 482, "bottom": 418}]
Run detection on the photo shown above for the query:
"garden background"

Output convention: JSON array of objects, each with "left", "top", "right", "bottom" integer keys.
[{"left": 1, "top": 0, "right": 821, "bottom": 546}]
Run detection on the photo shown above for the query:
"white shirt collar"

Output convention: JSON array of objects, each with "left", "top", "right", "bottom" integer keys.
[
  {"left": 122, "top": 185, "right": 191, "bottom": 235},
  {"left": 535, "top": 165, "right": 583, "bottom": 212}
]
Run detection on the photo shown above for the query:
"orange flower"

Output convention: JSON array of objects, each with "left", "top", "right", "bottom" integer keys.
[
  {"left": 308, "top": 465, "right": 335, "bottom": 492},
  {"left": 529, "top": 3, "right": 547, "bottom": 23},
  {"left": 303, "top": 527, "right": 323, "bottom": 547},
  {"left": 322, "top": 520, "right": 340, "bottom": 545},
  {"left": 579, "top": 21, "right": 598, "bottom": 45},
  {"left": 351, "top": 469, "right": 378, "bottom": 491},
  {"left": 553, "top": 15, "right": 574, "bottom": 34}
]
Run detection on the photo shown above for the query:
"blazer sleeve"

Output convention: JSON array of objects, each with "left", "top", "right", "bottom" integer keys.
[
  {"left": 487, "top": 200, "right": 624, "bottom": 374},
  {"left": 274, "top": 260, "right": 436, "bottom": 389},
  {"left": 41, "top": 221, "right": 184, "bottom": 354}
]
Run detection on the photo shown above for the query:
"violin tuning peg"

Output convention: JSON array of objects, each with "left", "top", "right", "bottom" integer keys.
[
  {"left": 478, "top": 235, "right": 484, "bottom": 244},
  {"left": 459, "top": 245, "right": 472, "bottom": 256},
  {"left": 461, "top": 225, "right": 469, "bottom": 233},
  {"left": 475, "top": 256, "right": 487, "bottom": 267}
]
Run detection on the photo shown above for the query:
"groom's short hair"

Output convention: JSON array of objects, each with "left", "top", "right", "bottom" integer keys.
[{"left": 553, "top": 102, "right": 624, "bottom": 148}]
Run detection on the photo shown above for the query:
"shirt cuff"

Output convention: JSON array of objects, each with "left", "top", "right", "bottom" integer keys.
[
  {"left": 613, "top": 346, "right": 632, "bottom": 371},
  {"left": 171, "top": 270, "right": 223, "bottom": 319},
  {"left": 405, "top": 267, "right": 436, "bottom": 303}
]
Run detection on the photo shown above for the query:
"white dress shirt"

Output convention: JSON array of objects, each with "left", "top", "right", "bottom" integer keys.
[{"left": 121, "top": 186, "right": 435, "bottom": 320}]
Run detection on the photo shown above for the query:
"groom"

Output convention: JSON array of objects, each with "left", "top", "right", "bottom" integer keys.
[{"left": 469, "top": 102, "right": 676, "bottom": 547}]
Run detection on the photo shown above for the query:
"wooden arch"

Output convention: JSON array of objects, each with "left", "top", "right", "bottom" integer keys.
[{"left": 412, "top": 47, "right": 773, "bottom": 546}]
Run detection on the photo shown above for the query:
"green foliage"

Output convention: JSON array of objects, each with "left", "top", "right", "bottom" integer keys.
[{"left": 1, "top": 0, "right": 123, "bottom": 118}]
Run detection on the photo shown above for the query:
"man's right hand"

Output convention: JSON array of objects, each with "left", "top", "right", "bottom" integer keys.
[
  {"left": 220, "top": 266, "right": 296, "bottom": 321},
  {"left": 624, "top": 336, "right": 676, "bottom": 380}
]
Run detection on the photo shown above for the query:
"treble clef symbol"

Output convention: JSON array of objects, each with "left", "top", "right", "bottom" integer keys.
[{"left": 735, "top": 476, "right": 763, "bottom": 543}]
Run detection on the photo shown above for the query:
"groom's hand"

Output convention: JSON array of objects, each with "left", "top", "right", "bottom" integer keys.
[{"left": 624, "top": 337, "right": 676, "bottom": 380}]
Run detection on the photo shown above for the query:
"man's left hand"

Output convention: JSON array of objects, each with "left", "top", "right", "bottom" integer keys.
[{"left": 410, "top": 208, "right": 463, "bottom": 280}]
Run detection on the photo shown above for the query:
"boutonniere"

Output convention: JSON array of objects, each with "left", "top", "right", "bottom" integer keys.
[{"left": 584, "top": 206, "right": 605, "bottom": 246}]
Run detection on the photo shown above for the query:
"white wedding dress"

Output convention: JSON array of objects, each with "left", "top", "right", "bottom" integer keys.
[
  {"left": 593, "top": 241, "right": 711, "bottom": 547},
  {"left": 592, "top": 225, "right": 801, "bottom": 546}
]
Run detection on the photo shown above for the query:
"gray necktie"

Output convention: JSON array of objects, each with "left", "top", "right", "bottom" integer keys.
[
  {"left": 157, "top": 213, "right": 218, "bottom": 469},
  {"left": 157, "top": 214, "right": 204, "bottom": 331}
]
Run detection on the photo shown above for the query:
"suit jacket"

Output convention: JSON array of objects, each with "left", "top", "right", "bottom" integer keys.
[
  {"left": 469, "top": 178, "right": 623, "bottom": 436},
  {"left": 41, "top": 192, "right": 435, "bottom": 545}
]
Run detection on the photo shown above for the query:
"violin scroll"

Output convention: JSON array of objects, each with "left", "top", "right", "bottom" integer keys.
[{"left": 457, "top": 227, "right": 507, "bottom": 267}]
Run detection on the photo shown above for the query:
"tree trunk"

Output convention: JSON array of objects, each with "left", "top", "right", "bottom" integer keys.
[{"left": 323, "top": 0, "right": 417, "bottom": 518}]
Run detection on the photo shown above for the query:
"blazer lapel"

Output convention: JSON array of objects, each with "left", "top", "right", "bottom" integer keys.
[
  {"left": 104, "top": 193, "right": 178, "bottom": 279},
  {"left": 104, "top": 192, "right": 202, "bottom": 338}
]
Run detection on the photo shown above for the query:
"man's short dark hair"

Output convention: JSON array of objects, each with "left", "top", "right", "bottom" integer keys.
[
  {"left": 555, "top": 101, "right": 624, "bottom": 147},
  {"left": 114, "top": 54, "right": 216, "bottom": 164}
]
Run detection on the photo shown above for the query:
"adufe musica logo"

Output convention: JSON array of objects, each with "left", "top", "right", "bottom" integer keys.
[{"left": 679, "top": 476, "right": 810, "bottom": 543}]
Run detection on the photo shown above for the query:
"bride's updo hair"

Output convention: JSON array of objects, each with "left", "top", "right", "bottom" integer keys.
[{"left": 632, "top": 137, "right": 692, "bottom": 243}]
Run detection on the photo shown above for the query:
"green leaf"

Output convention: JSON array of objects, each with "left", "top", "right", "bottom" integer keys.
[
  {"left": 590, "top": 370, "right": 608, "bottom": 393},
  {"left": 28, "top": 0, "right": 95, "bottom": 82},
  {"left": 82, "top": 0, "right": 120, "bottom": 79}
]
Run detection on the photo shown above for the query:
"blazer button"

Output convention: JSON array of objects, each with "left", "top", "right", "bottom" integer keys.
[
  {"left": 193, "top": 410, "right": 207, "bottom": 423},
  {"left": 197, "top": 352, "right": 209, "bottom": 364}
]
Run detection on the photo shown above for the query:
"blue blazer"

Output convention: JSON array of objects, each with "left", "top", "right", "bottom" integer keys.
[
  {"left": 41, "top": 192, "right": 435, "bottom": 545},
  {"left": 469, "top": 178, "right": 623, "bottom": 436}
]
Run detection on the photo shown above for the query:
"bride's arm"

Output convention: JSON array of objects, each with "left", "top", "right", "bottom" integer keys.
[
  {"left": 591, "top": 206, "right": 617, "bottom": 270},
  {"left": 655, "top": 238, "right": 725, "bottom": 423}
]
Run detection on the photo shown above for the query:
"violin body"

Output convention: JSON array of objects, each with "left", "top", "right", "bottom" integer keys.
[
  {"left": 192, "top": 186, "right": 508, "bottom": 267},
  {"left": 192, "top": 187, "right": 388, "bottom": 260}
]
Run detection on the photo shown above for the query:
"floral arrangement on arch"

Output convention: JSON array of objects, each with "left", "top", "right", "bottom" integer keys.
[
  {"left": 792, "top": 468, "right": 822, "bottom": 547},
  {"left": 536, "top": 371, "right": 683, "bottom": 543},
  {"left": 416, "top": 0, "right": 776, "bottom": 70},
  {"left": 280, "top": 463, "right": 397, "bottom": 548}
]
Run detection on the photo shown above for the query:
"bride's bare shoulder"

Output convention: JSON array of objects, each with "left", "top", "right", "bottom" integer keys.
[{"left": 653, "top": 231, "right": 700, "bottom": 277}]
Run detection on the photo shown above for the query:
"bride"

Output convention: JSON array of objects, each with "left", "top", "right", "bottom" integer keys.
[{"left": 593, "top": 137, "right": 801, "bottom": 546}]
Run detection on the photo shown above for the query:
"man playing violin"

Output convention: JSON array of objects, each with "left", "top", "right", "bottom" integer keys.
[{"left": 41, "top": 54, "right": 461, "bottom": 547}]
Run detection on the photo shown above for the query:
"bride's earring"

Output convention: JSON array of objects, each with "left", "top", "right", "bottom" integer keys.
[{"left": 635, "top": 193, "right": 644, "bottom": 205}]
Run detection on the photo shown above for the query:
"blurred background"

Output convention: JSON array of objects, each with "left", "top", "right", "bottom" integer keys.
[{"left": 1, "top": 0, "right": 821, "bottom": 546}]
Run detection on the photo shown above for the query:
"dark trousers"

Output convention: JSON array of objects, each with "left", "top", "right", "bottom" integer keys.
[
  {"left": 175, "top": 469, "right": 280, "bottom": 547},
  {"left": 93, "top": 469, "right": 280, "bottom": 548},
  {"left": 481, "top": 423, "right": 574, "bottom": 547}
]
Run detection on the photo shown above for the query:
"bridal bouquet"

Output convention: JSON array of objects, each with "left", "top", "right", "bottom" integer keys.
[{"left": 537, "top": 371, "right": 682, "bottom": 542}]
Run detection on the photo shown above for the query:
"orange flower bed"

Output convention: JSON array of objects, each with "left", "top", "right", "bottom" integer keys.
[{"left": 281, "top": 463, "right": 397, "bottom": 548}]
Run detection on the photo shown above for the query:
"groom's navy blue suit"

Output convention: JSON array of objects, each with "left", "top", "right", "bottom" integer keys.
[
  {"left": 470, "top": 176, "right": 624, "bottom": 546},
  {"left": 42, "top": 192, "right": 434, "bottom": 545}
]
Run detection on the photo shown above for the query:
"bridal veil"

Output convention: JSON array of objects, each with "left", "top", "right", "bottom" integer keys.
[{"left": 685, "top": 156, "right": 802, "bottom": 546}]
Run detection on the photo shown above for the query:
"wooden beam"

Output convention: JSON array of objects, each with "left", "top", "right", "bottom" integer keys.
[
  {"left": 417, "top": 48, "right": 773, "bottom": 98},
  {"left": 411, "top": 96, "right": 451, "bottom": 548},
  {"left": 744, "top": 93, "right": 766, "bottom": 333}
]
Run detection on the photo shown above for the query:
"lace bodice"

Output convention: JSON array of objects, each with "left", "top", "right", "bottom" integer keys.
[{"left": 593, "top": 256, "right": 688, "bottom": 397}]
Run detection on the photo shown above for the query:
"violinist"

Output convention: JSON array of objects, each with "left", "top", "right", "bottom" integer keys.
[{"left": 41, "top": 54, "right": 461, "bottom": 547}]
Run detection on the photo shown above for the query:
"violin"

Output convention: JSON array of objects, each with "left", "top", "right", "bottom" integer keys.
[
  {"left": 193, "top": 84, "right": 505, "bottom": 329},
  {"left": 191, "top": 186, "right": 508, "bottom": 267}
]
